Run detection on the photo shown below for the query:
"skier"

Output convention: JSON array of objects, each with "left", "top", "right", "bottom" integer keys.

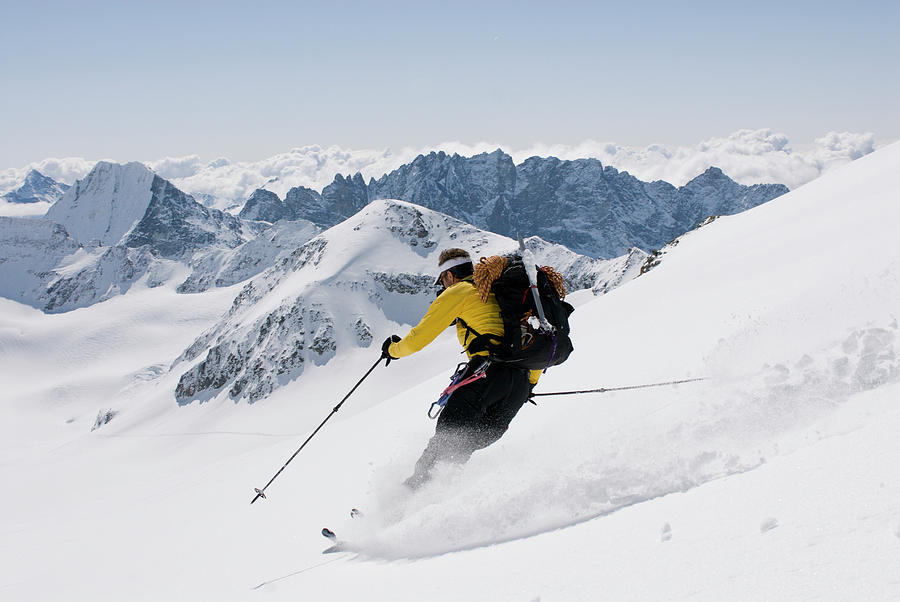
[{"left": 382, "top": 248, "right": 541, "bottom": 489}]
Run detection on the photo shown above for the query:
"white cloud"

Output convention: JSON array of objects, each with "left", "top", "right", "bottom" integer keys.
[
  {"left": 380, "top": 129, "right": 880, "bottom": 192},
  {"left": 496, "top": 129, "right": 880, "bottom": 190},
  {"left": 0, "top": 157, "right": 99, "bottom": 196},
  {"left": 148, "top": 155, "right": 205, "bottom": 180},
  {"left": 0, "top": 130, "right": 884, "bottom": 214},
  {"left": 149, "top": 146, "right": 414, "bottom": 209},
  {"left": 0, "top": 200, "right": 52, "bottom": 218}
]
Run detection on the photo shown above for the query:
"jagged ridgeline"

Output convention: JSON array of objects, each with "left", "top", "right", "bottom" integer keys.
[
  {"left": 0, "top": 151, "right": 788, "bottom": 402},
  {"left": 0, "top": 162, "right": 317, "bottom": 311},
  {"left": 0, "top": 159, "right": 641, "bottom": 315},
  {"left": 240, "top": 149, "right": 788, "bottom": 258}
]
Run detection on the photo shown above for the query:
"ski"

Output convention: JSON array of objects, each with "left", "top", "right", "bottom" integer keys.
[
  {"left": 321, "top": 527, "right": 346, "bottom": 553},
  {"left": 320, "top": 509, "right": 363, "bottom": 553},
  {"left": 322, "top": 542, "right": 347, "bottom": 554}
]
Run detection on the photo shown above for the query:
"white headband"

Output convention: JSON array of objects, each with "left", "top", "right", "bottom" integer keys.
[{"left": 437, "top": 256, "right": 472, "bottom": 271}]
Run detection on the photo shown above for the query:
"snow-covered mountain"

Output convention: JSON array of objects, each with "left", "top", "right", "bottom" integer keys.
[
  {"left": 176, "top": 218, "right": 321, "bottom": 294},
  {"left": 0, "top": 159, "right": 648, "bottom": 316},
  {"left": 1, "top": 169, "right": 70, "bottom": 204},
  {"left": 0, "top": 130, "right": 874, "bottom": 214},
  {"left": 174, "top": 199, "right": 641, "bottom": 403},
  {"left": 0, "top": 152, "right": 790, "bottom": 316},
  {"left": 1, "top": 142, "right": 898, "bottom": 601},
  {"left": 0, "top": 217, "right": 82, "bottom": 305},
  {"left": 45, "top": 162, "right": 156, "bottom": 245},
  {"left": 376, "top": 152, "right": 789, "bottom": 257},
  {"left": 46, "top": 161, "right": 246, "bottom": 255},
  {"left": 237, "top": 188, "right": 288, "bottom": 222},
  {"left": 211, "top": 149, "right": 791, "bottom": 259},
  {"left": 0, "top": 162, "right": 307, "bottom": 312},
  {"left": 276, "top": 150, "right": 788, "bottom": 258},
  {"left": 0, "top": 167, "right": 365, "bottom": 314}
]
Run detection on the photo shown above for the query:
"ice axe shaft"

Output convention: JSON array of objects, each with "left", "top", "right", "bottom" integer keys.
[{"left": 518, "top": 234, "right": 550, "bottom": 328}]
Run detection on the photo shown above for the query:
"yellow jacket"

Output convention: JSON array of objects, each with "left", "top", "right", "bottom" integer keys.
[{"left": 388, "top": 278, "right": 541, "bottom": 384}]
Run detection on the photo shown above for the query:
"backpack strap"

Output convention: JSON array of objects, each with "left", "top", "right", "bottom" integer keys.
[{"left": 456, "top": 317, "right": 503, "bottom": 356}]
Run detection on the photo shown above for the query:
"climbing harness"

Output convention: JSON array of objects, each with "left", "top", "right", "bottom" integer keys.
[{"left": 428, "top": 359, "right": 491, "bottom": 419}]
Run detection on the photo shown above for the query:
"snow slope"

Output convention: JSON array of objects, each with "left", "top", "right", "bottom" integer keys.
[
  {"left": 45, "top": 162, "right": 156, "bottom": 246},
  {"left": 1, "top": 142, "right": 899, "bottom": 600},
  {"left": 173, "top": 199, "right": 637, "bottom": 403}
]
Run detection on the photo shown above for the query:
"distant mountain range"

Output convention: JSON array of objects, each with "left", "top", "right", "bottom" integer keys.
[
  {"left": 0, "top": 150, "right": 791, "bottom": 400},
  {"left": 0, "top": 159, "right": 637, "bottom": 315},
  {"left": 1, "top": 162, "right": 260, "bottom": 311},
  {"left": 239, "top": 149, "right": 788, "bottom": 258}
]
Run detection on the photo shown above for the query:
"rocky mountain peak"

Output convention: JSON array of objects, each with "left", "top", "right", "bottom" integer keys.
[
  {"left": 45, "top": 161, "right": 156, "bottom": 246},
  {"left": 43, "top": 161, "right": 245, "bottom": 258},
  {"left": 678, "top": 166, "right": 789, "bottom": 218},
  {"left": 173, "top": 198, "right": 634, "bottom": 403},
  {"left": 321, "top": 172, "right": 369, "bottom": 221},
  {"left": 123, "top": 175, "right": 245, "bottom": 258},
  {"left": 302, "top": 151, "right": 788, "bottom": 258},
  {"left": 225, "top": 150, "right": 788, "bottom": 260},
  {"left": 238, "top": 188, "right": 287, "bottom": 223},
  {"left": 2, "top": 170, "right": 70, "bottom": 204}
]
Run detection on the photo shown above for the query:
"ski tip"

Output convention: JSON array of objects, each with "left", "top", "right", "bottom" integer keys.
[
  {"left": 322, "top": 543, "right": 346, "bottom": 554},
  {"left": 321, "top": 527, "right": 337, "bottom": 540}
]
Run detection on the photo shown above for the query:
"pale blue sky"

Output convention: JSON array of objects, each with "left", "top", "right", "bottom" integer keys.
[{"left": 1, "top": 0, "right": 897, "bottom": 167}]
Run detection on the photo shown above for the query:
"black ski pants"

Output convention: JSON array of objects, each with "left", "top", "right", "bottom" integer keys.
[{"left": 406, "top": 357, "right": 531, "bottom": 488}]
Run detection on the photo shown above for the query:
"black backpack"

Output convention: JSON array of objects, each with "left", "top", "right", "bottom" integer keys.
[{"left": 460, "top": 255, "right": 574, "bottom": 370}]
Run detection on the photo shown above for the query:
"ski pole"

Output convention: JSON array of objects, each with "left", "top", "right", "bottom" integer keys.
[
  {"left": 250, "top": 355, "right": 386, "bottom": 504},
  {"left": 531, "top": 377, "right": 706, "bottom": 398}
]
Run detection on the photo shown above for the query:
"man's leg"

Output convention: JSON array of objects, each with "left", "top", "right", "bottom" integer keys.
[
  {"left": 405, "top": 360, "right": 494, "bottom": 489},
  {"left": 469, "top": 364, "right": 531, "bottom": 451}
]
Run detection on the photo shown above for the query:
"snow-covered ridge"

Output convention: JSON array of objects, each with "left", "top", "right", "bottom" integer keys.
[
  {"left": 1, "top": 129, "right": 875, "bottom": 207},
  {"left": 0, "top": 162, "right": 295, "bottom": 312},
  {"left": 2, "top": 143, "right": 795, "bottom": 258},
  {"left": 46, "top": 161, "right": 156, "bottom": 247},
  {"left": 45, "top": 161, "right": 249, "bottom": 257},
  {"left": 230, "top": 150, "right": 788, "bottom": 258},
  {"left": 2, "top": 143, "right": 900, "bottom": 600},
  {"left": 314, "top": 142, "right": 900, "bottom": 570},
  {"left": 0, "top": 217, "right": 81, "bottom": 305},
  {"left": 173, "top": 199, "right": 637, "bottom": 403},
  {"left": 1, "top": 159, "right": 638, "bottom": 316}
]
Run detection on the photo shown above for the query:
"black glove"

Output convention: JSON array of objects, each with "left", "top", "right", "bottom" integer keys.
[
  {"left": 527, "top": 382, "right": 538, "bottom": 405},
  {"left": 381, "top": 335, "right": 402, "bottom": 365}
]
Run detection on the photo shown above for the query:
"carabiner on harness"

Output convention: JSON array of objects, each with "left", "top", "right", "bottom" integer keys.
[{"left": 428, "top": 359, "right": 491, "bottom": 419}]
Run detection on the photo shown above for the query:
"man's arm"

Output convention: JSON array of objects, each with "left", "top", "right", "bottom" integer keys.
[{"left": 388, "top": 282, "right": 469, "bottom": 358}]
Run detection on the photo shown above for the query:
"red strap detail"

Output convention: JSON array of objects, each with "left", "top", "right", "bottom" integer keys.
[
  {"left": 439, "top": 365, "right": 489, "bottom": 397},
  {"left": 441, "top": 370, "right": 486, "bottom": 397}
]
